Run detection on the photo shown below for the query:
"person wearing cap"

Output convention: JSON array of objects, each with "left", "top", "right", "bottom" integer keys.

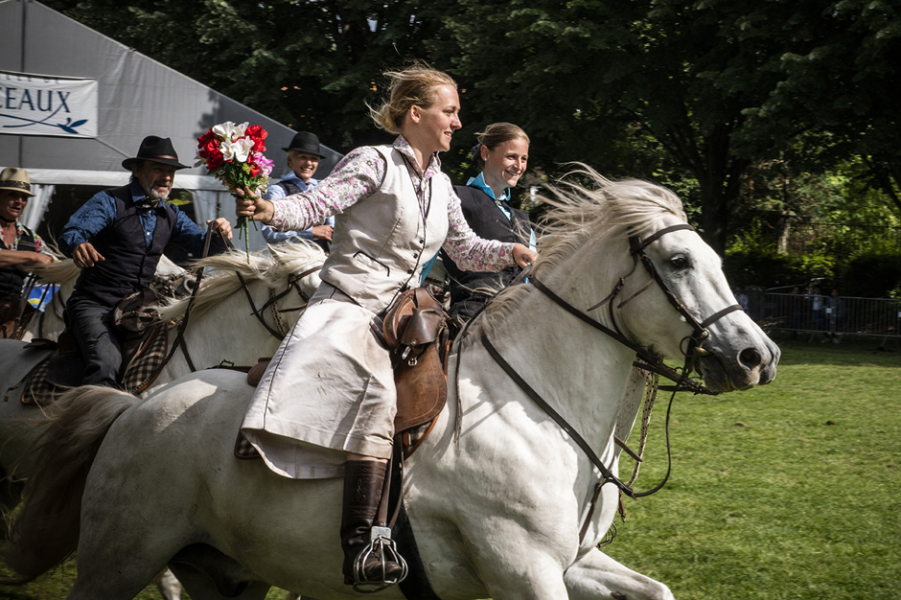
[
  {"left": 58, "top": 135, "right": 233, "bottom": 388},
  {"left": 0, "top": 167, "right": 55, "bottom": 338},
  {"left": 261, "top": 131, "right": 335, "bottom": 253}
]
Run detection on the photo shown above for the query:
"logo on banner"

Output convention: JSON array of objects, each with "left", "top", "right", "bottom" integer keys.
[{"left": 0, "top": 71, "right": 98, "bottom": 138}]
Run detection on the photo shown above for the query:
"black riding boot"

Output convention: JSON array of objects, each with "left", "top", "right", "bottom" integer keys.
[{"left": 340, "top": 460, "right": 405, "bottom": 585}]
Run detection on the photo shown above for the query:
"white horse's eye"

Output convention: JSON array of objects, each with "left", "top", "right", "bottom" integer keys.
[{"left": 670, "top": 255, "right": 690, "bottom": 269}]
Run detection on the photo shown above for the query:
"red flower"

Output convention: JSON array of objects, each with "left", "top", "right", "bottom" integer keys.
[
  {"left": 249, "top": 164, "right": 261, "bottom": 178},
  {"left": 246, "top": 125, "right": 268, "bottom": 153},
  {"left": 197, "top": 128, "right": 217, "bottom": 147},
  {"left": 206, "top": 152, "right": 224, "bottom": 171}
]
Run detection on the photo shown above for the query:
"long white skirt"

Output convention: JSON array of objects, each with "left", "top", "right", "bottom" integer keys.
[{"left": 241, "top": 284, "right": 396, "bottom": 479}]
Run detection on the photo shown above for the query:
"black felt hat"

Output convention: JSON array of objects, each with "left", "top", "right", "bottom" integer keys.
[
  {"left": 282, "top": 131, "right": 325, "bottom": 158},
  {"left": 122, "top": 136, "right": 189, "bottom": 170}
]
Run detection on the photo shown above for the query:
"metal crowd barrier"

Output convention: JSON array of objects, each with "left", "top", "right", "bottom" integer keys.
[{"left": 756, "top": 293, "right": 901, "bottom": 339}]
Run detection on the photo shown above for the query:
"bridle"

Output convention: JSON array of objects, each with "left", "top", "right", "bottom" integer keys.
[
  {"left": 233, "top": 266, "right": 320, "bottom": 341},
  {"left": 474, "top": 221, "right": 742, "bottom": 542},
  {"left": 161, "top": 226, "right": 322, "bottom": 372}
]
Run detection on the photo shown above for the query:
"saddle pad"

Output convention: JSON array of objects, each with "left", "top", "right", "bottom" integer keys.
[
  {"left": 122, "top": 322, "right": 172, "bottom": 393},
  {"left": 0, "top": 339, "right": 55, "bottom": 404},
  {"left": 22, "top": 356, "right": 61, "bottom": 406},
  {"left": 22, "top": 322, "right": 176, "bottom": 406},
  {"left": 234, "top": 432, "right": 261, "bottom": 460}
]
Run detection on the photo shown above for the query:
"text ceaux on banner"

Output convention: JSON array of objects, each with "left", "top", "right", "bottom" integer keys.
[{"left": 0, "top": 71, "right": 98, "bottom": 138}]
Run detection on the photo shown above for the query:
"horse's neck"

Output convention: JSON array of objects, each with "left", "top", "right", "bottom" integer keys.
[
  {"left": 181, "top": 278, "right": 299, "bottom": 368},
  {"left": 480, "top": 291, "right": 637, "bottom": 447}
]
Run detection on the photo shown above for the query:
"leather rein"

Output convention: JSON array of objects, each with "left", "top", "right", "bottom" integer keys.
[{"left": 479, "top": 223, "right": 742, "bottom": 541}]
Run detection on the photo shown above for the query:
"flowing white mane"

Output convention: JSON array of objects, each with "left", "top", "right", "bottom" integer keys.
[
  {"left": 154, "top": 241, "right": 325, "bottom": 322},
  {"left": 28, "top": 255, "right": 80, "bottom": 285},
  {"left": 474, "top": 166, "right": 687, "bottom": 336}
]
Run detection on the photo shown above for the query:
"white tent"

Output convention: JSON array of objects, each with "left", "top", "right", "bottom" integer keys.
[{"left": 0, "top": 0, "right": 342, "bottom": 252}]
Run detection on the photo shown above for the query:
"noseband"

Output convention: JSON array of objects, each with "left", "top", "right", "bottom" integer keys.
[{"left": 531, "top": 223, "right": 741, "bottom": 390}]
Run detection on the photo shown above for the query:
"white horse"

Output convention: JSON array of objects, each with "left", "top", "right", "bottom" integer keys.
[
  {"left": 0, "top": 242, "right": 323, "bottom": 478},
  {"left": 5, "top": 172, "right": 779, "bottom": 600},
  {"left": 0, "top": 244, "right": 322, "bottom": 599}
]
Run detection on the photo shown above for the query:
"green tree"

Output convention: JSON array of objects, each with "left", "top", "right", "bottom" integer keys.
[
  {"left": 745, "top": 0, "right": 901, "bottom": 213},
  {"left": 439, "top": 0, "right": 874, "bottom": 254},
  {"left": 43, "top": 0, "right": 454, "bottom": 152}
]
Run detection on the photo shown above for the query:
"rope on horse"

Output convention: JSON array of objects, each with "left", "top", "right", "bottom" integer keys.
[{"left": 626, "top": 367, "right": 659, "bottom": 487}]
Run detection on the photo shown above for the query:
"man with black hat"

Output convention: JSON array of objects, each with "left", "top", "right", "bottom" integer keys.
[
  {"left": 261, "top": 131, "right": 334, "bottom": 252},
  {"left": 58, "top": 135, "right": 233, "bottom": 388},
  {"left": 0, "top": 167, "right": 55, "bottom": 338}
]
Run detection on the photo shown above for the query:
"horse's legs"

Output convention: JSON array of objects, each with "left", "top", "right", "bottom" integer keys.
[
  {"left": 155, "top": 568, "right": 183, "bottom": 600},
  {"left": 167, "top": 562, "right": 270, "bottom": 600},
  {"left": 456, "top": 530, "right": 570, "bottom": 600},
  {"left": 564, "top": 548, "right": 676, "bottom": 600}
]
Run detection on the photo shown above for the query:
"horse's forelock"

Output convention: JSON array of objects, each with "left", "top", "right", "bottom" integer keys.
[{"left": 533, "top": 166, "right": 686, "bottom": 274}]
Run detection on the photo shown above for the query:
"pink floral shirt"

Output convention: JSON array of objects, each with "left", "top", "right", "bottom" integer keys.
[
  {"left": 0, "top": 220, "right": 51, "bottom": 254},
  {"left": 269, "top": 136, "right": 515, "bottom": 272}
]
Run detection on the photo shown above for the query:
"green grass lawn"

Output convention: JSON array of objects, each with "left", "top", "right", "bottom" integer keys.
[
  {"left": 1, "top": 334, "right": 899, "bottom": 599},
  {"left": 606, "top": 334, "right": 901, "bottom": 599}
]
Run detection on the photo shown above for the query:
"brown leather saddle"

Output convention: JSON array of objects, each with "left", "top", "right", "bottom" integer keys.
[
  {"left": 382, "top": 287, "right": 449, "bottom": 433},
  {"left": 241, "top": 288, "right": 450, "bottom": 458}
]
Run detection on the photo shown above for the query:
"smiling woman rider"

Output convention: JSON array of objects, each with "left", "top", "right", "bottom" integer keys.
[
  {"left": 443, "top": 122, "right": 536, "bottom": 322},
  {"left": 232, "top": 63, "right": 538, "bottom": 587}
]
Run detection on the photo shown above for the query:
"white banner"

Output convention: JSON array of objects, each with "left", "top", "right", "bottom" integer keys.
[{"left": 0, "top": 71, "right": 98, "bottom": 138}]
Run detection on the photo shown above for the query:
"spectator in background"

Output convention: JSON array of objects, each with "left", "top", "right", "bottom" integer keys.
[
  {"left": 824, "top": 288, "right": 844, "bottom": 344},
  {"left": 810, "top": 285, "right": 825, "bottom": 332},
  {"left": 261, "top": 132, "right": 333, "bottom": 253},
  {"left": 787, "top": 286, "right": 803, "bottom": 339},
  {"left": 734, "top": 286, "right": 750, "bottom": 312},
  {"left": 0, "top": 167, "right": 55, "bottom": 338}
]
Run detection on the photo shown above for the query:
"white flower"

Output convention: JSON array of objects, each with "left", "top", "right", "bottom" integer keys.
[
  {"left": 212, "top": 121, "right": 238, "bottom": 141},
  {"left": 212, "top": 121, "right": 249, "bottom": 142},
  {"left": 220, "top": 137, "right": 255, "bottom": 163}
]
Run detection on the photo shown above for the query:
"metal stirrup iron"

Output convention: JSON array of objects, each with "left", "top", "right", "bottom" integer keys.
[{"left": 351, "top": 458, "right": 408, "bottom": 593}]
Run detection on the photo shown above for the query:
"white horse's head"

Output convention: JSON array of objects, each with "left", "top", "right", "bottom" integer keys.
[{"left": 521, "top": 168, "right": 779, "bottom": 393}]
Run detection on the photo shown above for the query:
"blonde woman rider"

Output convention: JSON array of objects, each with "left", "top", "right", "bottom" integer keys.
[{"left": 234, "top": 64, "right": 538, "bottom": 586}]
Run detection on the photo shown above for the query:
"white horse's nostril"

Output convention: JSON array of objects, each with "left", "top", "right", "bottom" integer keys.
[{"left": 739, "top": 347, "right": 762, "bottom": 370}]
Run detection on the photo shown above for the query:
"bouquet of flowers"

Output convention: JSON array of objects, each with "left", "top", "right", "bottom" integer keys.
[{"left": 196, "top": 122, "right": 274, "bottom": 261}]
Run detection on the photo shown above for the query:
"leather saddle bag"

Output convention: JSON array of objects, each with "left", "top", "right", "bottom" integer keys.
[{"left": 383, "top": 288, "right": 449, "bottom": 432}]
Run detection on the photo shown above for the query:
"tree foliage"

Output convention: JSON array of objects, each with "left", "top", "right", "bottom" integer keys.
[{"left": 40, "top": 0, "right": 901, "bottom": 260}]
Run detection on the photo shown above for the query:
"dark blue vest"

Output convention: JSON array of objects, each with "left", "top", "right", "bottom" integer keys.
[
  {"left": 72, "top": 185, "right": 177, "bottom": 306},
  {"left": 0, "top": 225, "right": 38, "bottom": 299},
  {"left": 444, "top": 185, "right": 531, "bottom": 320}
]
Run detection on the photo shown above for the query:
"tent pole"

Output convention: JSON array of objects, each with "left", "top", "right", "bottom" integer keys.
[{"left": 17, "top": 0, "right": 27, "bottom": 166}]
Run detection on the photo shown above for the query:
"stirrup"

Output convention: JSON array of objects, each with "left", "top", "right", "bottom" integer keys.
[{"left": 351, "top": 526, "right": 409, "bottom": 593}]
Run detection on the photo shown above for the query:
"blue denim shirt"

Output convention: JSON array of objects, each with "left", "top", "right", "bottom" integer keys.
[{"left": 58, "top": 180, "right": 212, "bottom": 258}]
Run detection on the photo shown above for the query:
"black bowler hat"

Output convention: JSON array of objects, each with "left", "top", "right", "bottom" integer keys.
[
  {"left": 282, "top": 131, "right": 325, "bottom": 158},
  {"left": 122, "top": 136, "right": 189, "bottom": 170}
]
